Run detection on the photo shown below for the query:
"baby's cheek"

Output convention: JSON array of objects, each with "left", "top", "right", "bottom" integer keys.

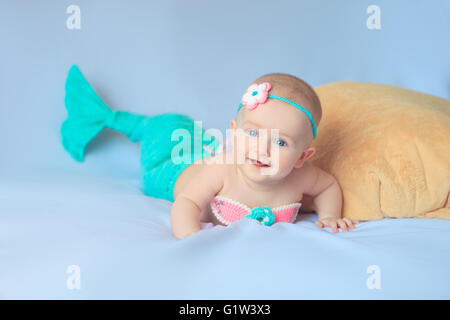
[{"left": 271, "top": 151, "right": 288, "bottom": 169}]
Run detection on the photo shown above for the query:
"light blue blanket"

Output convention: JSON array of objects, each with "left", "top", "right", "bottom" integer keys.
[{"left": 1, "top": 170, "right": 449, "bottom": 299}]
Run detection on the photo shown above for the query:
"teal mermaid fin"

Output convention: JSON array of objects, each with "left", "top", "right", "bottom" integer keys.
[
  {"left": 61, "top": 65, "right": 223, "bottom": 202},
  {"left": 61, "top": 65, "right": 148, "bottom": 162}
]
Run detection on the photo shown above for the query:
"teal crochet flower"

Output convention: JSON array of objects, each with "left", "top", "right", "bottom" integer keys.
[{"left": 246, "top": 206, "right": 275, "bottom": 226}]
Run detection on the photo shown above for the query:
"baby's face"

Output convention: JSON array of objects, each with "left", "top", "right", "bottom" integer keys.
[{"left": 231, "top": 99, "right": 315, "bottom": 183}]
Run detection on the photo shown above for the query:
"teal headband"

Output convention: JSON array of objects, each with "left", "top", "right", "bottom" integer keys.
[{"left": 237, "top": 82, "right": 317, "bottom": 139}]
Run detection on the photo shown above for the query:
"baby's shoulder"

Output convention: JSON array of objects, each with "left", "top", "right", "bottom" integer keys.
[
  {"left": 293, "top": 162, "right": 336, "bottom": 196},
  {"left": 291, "top": 161, "right": 320, "bottom": 190},
  {"left": 174, "top": 155, "right": 229, "bottom": 200},
  {"left": 194, "top": 152, "right": 231, "bottom": 178}
]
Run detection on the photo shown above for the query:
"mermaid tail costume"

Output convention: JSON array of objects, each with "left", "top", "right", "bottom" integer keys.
[{"left": 61, "top": 65, "right": 221, "bottom": 202}]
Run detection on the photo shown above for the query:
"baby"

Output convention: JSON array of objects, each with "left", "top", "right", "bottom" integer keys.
[
  {"left": 171, "top": 74, "right": 359, "bottom": 238},
  {"left": 61, "top": 66, "right": 359, "bottom": 240}
]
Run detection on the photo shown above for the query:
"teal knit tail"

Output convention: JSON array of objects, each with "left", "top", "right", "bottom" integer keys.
[{"left": 61, "top": 65, "right": 148, "bottom": 162}]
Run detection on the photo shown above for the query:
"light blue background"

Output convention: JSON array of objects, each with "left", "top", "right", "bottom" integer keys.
[
  {"left": 0, "top": 0, "right": 449, "bottom": 176},
  {"left": 1, "top": 0, "right": 449, "bottom": 299}
]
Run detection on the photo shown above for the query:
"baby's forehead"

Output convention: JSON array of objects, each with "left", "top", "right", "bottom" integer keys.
[
  {"left": 242, "top": 97, "right": 308, "bottom": 121},
  {"left": 240, "top": 101, "right": 312, "bottom": 137}
]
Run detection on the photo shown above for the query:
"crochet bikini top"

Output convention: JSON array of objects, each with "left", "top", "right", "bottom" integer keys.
[{"left": 210, "top": 195, "right": 302, "bottom": 226}]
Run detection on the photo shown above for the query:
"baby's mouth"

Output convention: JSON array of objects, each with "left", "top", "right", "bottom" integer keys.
[{"left": 248, "top": 158, "right": 271, "bottom": 167}]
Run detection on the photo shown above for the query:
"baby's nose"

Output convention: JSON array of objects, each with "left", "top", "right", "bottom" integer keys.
[{"left": 258, "top": 140, "right": 271, "bottom": 159}]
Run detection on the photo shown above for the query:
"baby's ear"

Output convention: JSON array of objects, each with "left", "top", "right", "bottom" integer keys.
[
  {"left": 302, "top": 147, "right": 316, "bottom": 160},
  {"left": 230, "top": 119, "right": 236, "bottom": 129},
  {"left": 294, "top": 147, "right": 316, "bottom": 168}
]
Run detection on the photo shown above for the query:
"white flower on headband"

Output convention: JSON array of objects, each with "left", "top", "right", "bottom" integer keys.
[{"left": 241, "top": 82, "right": 272, "bottom": 110}]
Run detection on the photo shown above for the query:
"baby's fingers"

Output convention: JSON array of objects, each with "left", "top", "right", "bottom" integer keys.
[
  {"left": 315, "top": 220, "right": 324, "bottom": 228},
  {"left": 330, "top": 222, "right": 338, "bottom": 233},
  {"left": 319, "top": 220, "right": 338, "bottom": 232},
  {"left": 343, "top": 218, "right": 356, "bottom": 229},
  {"left": 338, "top": 220, "right": 348, "bottom": 232}
]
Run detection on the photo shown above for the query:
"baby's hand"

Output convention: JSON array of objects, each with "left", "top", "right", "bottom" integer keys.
[
  {"left": 315, "top": 217, "right": 360, "bottom": 233},
  {"left": 177, "top": 227, "right": 201, "bottom": 239}
]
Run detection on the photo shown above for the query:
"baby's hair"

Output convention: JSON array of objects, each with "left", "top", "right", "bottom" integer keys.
[{"left": 237, "top": 73, "right": 322, "bottom": 141}]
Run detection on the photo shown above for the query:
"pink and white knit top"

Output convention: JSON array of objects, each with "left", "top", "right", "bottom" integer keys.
[{"left": 210, "top": 195, "right": 302, "bottom": 226}]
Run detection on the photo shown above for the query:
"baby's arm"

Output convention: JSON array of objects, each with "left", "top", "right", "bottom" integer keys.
[
  {"left": 303, "top": 163, "right": 359, "bottom": 232},
  {"left": 170, "top": 162, "right": 224, "bottom": 239}
]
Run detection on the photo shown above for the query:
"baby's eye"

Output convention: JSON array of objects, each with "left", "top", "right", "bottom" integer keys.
[
  {"left": 247, "top": 129, "right": 258, "bottom": 137},
  {"left": 274, "top": 139, "right": 287, "bottom": 147}
]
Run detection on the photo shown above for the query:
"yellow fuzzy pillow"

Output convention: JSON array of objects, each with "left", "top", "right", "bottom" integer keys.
[{"left": 301, "top": 81, "right": 450, "bottom": 220}]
